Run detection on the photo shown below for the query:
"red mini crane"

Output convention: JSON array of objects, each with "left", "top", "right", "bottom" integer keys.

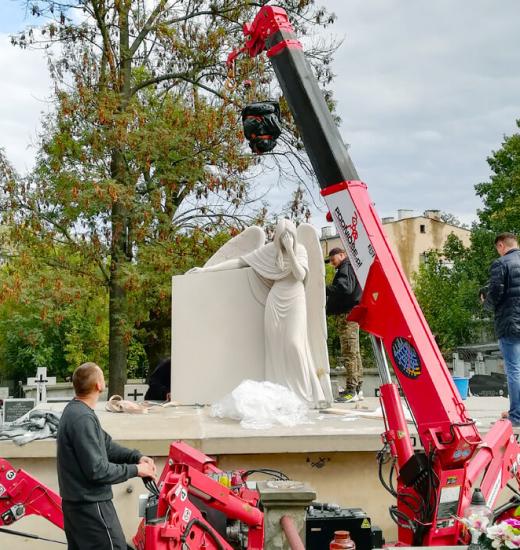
[
  {"left": 1, "top": 5, "right": 519, "bottom": 549},
  {"left": 227, "top": 4, "right": 520, "bottom": 546}
]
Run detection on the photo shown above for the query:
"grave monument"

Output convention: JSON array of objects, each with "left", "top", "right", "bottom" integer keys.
[
  {"left": 27, "top": 367, "right": 56, "bottom": 404},
  {"left": 171, "top": 220, "right": 332, "bottom": 406}
]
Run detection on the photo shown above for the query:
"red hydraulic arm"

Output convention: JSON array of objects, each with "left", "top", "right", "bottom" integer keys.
[
  {"left": 228, "top": 6, "right": 520, "bottom": 545},
  {"left": 1, "top": 441, "right": 263, "bottom": 550},
  {"left": 0, "top": 458, "right": 63, "bottom": 530},
  {"left": 133, "top": 441, "right": 263, "bottom": 550}
]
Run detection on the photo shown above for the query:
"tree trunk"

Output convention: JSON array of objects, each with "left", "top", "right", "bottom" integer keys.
[
  {"left": 108, "top": 263, "right": 128, "bottom": 396},
  {"left": 108, "top": 192, "right": 129, "bottom": 396},
  {"left": 107, "top": 3, "right": 132, "bottom": 397},
  {"left": 142, "top": 312, "right": 171, "bottom": 377}
]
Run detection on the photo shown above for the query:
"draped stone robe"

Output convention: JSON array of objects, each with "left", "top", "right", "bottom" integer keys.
[{"left": 242, "top": 242, "right": 326, "bottom": 405}]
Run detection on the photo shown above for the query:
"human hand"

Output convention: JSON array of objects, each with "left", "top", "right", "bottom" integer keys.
[
  {"left": 187, "top": 267, "right": 204, "bottom": 274},
  {"left": 281, "top": 232, "right": 294, "bottom": 251},
  {"left": 139, "top": 456, "right": 155, "bottom": 467},
  {"left": 137, "top": 460, "right": 157, "bottom": 480}
]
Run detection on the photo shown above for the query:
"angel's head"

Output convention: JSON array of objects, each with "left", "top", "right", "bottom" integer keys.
[
  {"left": 273, "top": 218, "right": 297, "bottom": 249},
  {"left": 273, "top": 218, "right": 297, "bottom": 269}
]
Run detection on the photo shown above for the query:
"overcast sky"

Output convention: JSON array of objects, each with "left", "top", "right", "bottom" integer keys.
[
  {"left": 321, "top": 0, "right": 520, "bottom": 224},
  {"left": 1, "top": 1, "right": 519, "bottom": 226}
]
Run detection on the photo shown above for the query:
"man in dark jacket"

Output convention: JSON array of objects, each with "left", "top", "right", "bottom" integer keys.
[
  {"left": 484, "top": 233, "right": 520, "bottom": 427},
  {"left": 144, "top": 358, "right": 171, "bottom": 401},
  {"left": 57, "top": 362, "right": 157, "bottom": 549},
  {"left": 326, "top": 247, "right": 363, "bottom": 402}
]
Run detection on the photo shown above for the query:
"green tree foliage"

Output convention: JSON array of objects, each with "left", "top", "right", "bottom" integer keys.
[
  {"left": 413, "top": 123, "right": 520, "bottom": 353},
  {"left": 476, "top": 120, "right": 520, "bottom": 234},
  {"left": 413, "top": 232, "right": 496, "bottom": 354},
  {"left": 414, "top": 236, "right": 476, "bottom": 352},
  {"left": 0, "top": 241, "right": 109, "bottom": 383},
  {"left": 1, "top": 1, "right": 337, "bottom": 394},
  {"left": 324, "top": 261, "right": 338, "bottom": 364}
]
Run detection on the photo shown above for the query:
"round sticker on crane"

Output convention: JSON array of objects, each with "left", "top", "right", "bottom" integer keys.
[{"left": 392, "top": 337, "right": 421, "bottom": 379}]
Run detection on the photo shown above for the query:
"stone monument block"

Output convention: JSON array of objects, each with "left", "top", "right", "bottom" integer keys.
[{"left": 172, "top": 268, "right": 265, "bottom": 404}]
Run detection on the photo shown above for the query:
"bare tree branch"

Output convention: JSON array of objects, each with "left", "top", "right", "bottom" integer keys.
[{"left": 129, "top": 0, "right": 168, "bottom": 58}]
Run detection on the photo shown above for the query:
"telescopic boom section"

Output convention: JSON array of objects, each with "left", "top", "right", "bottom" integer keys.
[
  {"left": 229, "top": 6, "right": 360, "bottom": 189},
  {"left": 234, "top": 4, "right": 480, "bottom": 462}
]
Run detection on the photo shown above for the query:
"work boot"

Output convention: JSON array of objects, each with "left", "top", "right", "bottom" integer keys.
[{"left": 336, "top": 391, "right": 358, "bottom": 403}]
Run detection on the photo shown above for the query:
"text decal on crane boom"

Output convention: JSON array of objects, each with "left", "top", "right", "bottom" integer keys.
[
  {"left": 323, "top": 187, "right": 376, "bottom": 288},
  {"left": 392, "top": 337, "right": 421, "bottom": 378}
]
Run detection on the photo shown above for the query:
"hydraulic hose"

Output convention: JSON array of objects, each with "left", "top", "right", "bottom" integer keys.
[{"left": 280, "top": 515, "right": 305, "bottom": 550}]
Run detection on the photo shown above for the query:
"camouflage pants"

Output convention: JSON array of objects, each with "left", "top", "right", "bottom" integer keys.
[{"left": 336, "top": 316, "right": 363, "bottom": 393}]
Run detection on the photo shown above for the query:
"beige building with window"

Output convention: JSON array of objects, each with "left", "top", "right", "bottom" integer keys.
[{"left": 321, "top": 209, "right": 471, "bottom": 280}]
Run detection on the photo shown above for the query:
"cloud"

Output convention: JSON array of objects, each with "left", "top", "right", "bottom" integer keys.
[
  {"left": 1, "top": 1, "right": 520, "bottom": 229},
  {"left": 0, "top": 33, "right": 52, "bottom": 173},
  {"left": 320, "top": 0, "right": 520, "bottom": 222}
]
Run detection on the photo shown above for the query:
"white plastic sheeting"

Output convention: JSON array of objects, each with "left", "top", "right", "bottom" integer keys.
[{"left": 210, "top": 380, "right": 309, "bottom": 430}]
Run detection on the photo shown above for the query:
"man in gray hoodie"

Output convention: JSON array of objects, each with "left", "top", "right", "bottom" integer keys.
[{"left": 57, "top": 362, "right": 156, "bottom": 549}]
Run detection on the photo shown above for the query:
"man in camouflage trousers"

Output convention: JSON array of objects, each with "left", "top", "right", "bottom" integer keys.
[
  {"left": 337, "top": 315, "right": 363, "bottom": 400},
  {"left": 326, "top": 248, "right": 363, "bottom": 402}
]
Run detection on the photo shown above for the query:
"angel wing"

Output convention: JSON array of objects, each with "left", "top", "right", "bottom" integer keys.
[
  {"left": 204, "top": 225, "right": 270, "bottom": 306},
  {"left": 204, "top": 226, "right": 266, "bottom": 267},
  {"left": 297, "top": 223, "right": 333, "bottom": 403}
]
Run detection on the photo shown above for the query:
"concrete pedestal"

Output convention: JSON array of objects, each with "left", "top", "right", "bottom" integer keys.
[
  {"left": 0, "top": 396, "right": 510, "bottom": 549},
  {"left": 257, "top": 480, "right": 316, "bottom": 550}
]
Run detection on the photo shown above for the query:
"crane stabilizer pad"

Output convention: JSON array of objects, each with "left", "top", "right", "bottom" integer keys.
[{"left": 242, "top": 101, "right": 282, "bottom": 154}]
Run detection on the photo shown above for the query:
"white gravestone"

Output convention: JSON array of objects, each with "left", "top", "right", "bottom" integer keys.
[
  {"left": 0, "top": 387, "right": 9, "bottom": 401},
  {"left": 124, "top": 384, "right": 149, "bottom": 402},
  {"left": 27, "top": 367, "right": 56, "bottom": 404}
]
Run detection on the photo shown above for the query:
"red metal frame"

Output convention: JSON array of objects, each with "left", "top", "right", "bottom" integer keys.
[
  {"left": 226, "top": 6, "right": 301, "bottom": 68},
  {"left": 132, "top": 441, "right": 264, "bottom": 550},
  {"left": 1, "top": 442, "right": 263, "bottom": 550},
  {"left": 325, "top": 181, "right": 480, "bottom": 450},
  {"left": 0, "top": 458, "right": 63, "bottom": 530}
]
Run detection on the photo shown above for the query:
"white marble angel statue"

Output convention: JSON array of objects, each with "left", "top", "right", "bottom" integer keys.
[{"left": 188, "top": 219, "right": 332, "bottom": 406}]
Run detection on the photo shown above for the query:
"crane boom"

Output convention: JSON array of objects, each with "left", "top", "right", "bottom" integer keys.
[{"left": 229, "top": 6, "right": 520, "bottom": 545}]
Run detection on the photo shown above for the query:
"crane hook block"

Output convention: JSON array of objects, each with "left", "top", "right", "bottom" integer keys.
[{"left": 241, "top": 101, "right": 282, "bottom": 154}]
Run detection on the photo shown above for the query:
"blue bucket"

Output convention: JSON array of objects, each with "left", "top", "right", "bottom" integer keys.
[{"left": 453, "top": 376, "right": 469, "bottom": 400}]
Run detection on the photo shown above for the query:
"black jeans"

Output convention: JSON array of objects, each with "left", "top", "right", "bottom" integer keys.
[{"left": 62, "top": 499, "right": 127, "bottom": 550}]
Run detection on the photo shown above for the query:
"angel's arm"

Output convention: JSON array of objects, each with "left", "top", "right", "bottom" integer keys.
[
  {"left": 188, "top": 257, "right": 247, "bottom": 274},
  {"left": 282, "top": 234, "right": 306, "bottom": 282}
]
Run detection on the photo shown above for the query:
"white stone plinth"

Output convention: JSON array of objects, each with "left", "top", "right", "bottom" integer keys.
[{"left": 172, "top": 268, "right": 265, "bottom": 404}]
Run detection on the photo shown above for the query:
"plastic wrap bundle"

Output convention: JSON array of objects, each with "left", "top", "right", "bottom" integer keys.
[
  {"left": 241, "top": 101, "right": 282, "bottom": 154},
  {"left": 211, "top": 380, "right": 309, "bottom": 429}
]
